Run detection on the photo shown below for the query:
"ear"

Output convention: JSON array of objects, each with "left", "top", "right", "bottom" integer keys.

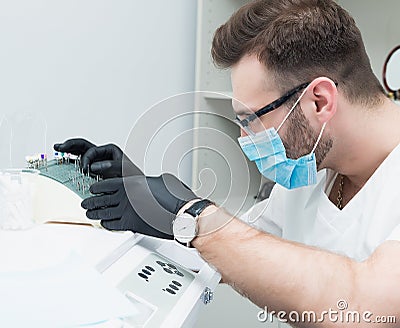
[{"left": 301, "top": 77, "right": 338, "bottom": 124}]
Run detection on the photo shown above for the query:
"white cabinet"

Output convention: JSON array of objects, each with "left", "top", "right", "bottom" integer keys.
[
  {"left": 192, "top": 2, "right": 278, "bottom": 328},
  {"left": 192, "top": 0, "right": 262, "bottom": 217}
]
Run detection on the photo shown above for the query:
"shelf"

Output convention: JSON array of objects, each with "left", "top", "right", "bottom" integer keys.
[{"left": 203, "top": 91, "right": 233, "bottom": 100}]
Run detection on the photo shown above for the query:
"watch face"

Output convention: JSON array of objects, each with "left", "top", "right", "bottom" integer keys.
[{"left": 173, "top": 213, "right": 197, "bottom": 243}]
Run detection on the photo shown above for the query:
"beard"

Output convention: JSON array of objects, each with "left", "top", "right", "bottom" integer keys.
[{"left": 282, "top": 104, "right": 333, "bottom": 168}]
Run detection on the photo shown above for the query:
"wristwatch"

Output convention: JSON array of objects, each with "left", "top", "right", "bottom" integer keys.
[{"left": 172, "top": 199, "right": 215, "bottom": 246}]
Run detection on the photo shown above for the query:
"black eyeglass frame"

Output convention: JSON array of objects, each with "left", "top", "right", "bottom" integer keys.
[{"left": 235, "top": 81, "right": 311, "bottom": 129}]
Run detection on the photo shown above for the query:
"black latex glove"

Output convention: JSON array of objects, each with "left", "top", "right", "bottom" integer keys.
[
  {"left": 54, "top": 138, "right": 143, "bottom": 178},
  {"left": 81, "top": 173, "right": 198, "bottom": 239}
]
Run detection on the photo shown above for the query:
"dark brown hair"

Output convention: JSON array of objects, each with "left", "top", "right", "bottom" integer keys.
[{"left": 212, "top": 0, "right": 384, "bottom": 106}]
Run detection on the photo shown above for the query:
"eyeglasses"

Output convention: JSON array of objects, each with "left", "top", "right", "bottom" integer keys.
[{"left": 234, "top": 81, "right": 311, "bottom": 135}]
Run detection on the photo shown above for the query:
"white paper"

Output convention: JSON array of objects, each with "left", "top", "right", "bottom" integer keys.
[
  {"left": 0, "top": 224, "right": 137, "bottom": 327},
  {"left": 0, "top": 224, "right": 134, "bottom": 271},
  {"left": 0, "top": 251, "right": 138, "bottom": 327}
]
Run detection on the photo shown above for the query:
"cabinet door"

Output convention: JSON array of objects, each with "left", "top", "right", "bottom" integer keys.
[{"left": 193, "top": 0, "right": 261, "bottom": 216}]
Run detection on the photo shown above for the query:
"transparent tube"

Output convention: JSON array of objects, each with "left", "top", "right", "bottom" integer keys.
[{"left": 0, "top": 169, "right": 38, "bottom": 230}]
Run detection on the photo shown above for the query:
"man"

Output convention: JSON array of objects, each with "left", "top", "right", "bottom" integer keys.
[{"left": 56, "top": 0, "right": 400, "bottom": 326}]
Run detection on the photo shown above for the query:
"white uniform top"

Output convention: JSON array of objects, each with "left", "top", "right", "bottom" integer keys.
[{"left": 240, "top": 143, "right": 400, "bottom": 261}]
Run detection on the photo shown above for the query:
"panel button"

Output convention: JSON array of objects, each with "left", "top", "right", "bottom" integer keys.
[
  {"left": 166, "top": 288, "right": 176, "bottom": 295},
  {"left": 142, "top": 269, "right": 151, "bottom": 275},
  {"left": 172, "top": 280, "right": 182, "bottom": 287},
  {"left": 167, "top": 263, "right": 176, "bottom": 269},
  {"left": 138, "top": 273, "right": 148, "bottom": 280}
]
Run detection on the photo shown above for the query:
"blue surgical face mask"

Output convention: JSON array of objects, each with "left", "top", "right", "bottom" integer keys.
[{"left": 238, "top": 87, "right": 326, "bottom": 189}]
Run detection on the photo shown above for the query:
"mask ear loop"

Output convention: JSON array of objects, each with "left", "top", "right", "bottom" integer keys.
[
  {"left": 310, "top": 122, "right": 327, "bottom": 155},
  {"left": 276, "top": 86, "right": 309, "bottom": 133}
]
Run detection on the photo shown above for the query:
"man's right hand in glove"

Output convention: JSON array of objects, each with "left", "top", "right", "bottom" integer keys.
[
  {"left": 54, "top": 138, "right": 143, "bottom": 178},
  {"left": 81, "top": 173, "right": 199, "bottom": 238}
]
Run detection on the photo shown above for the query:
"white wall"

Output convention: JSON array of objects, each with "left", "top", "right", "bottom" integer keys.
[
  {"left": 339, "top": 0, "right": 400, "bottom": 85},
  {"left": 0, "top": 0, "right": 197, "bottom": 183}
]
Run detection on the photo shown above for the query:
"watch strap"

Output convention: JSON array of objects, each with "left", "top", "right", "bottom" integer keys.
[{"left": 184, "top": 199, "right": 215, "bottom": 218}]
